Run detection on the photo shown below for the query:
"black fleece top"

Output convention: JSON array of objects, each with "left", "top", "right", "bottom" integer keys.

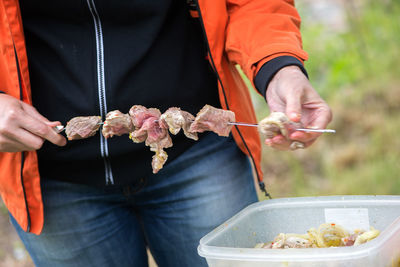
[{"left": 17, "top": 0, "right": 306, "bottom": 187}]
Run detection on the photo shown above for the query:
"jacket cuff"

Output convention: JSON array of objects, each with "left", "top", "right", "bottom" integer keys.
[{"left": 254, "top": 56, "right": 308, "bottom": 98}]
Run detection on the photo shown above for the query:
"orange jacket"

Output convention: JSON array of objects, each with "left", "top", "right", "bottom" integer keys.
[{"left": 0, "top": 0, "right": 307, "bottom": 235}]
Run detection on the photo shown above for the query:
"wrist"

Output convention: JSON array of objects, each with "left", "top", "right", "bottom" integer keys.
[
  {"left": 254, "top": 56, "right": 308, "bottom": 99},
  {"left": 273, "top": 65, "right": 304, "bottom": 79}
]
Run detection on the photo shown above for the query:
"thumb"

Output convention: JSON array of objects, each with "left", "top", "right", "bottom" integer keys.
[{"left": 285, "top": 88, "right": 303, "bottom": 122}]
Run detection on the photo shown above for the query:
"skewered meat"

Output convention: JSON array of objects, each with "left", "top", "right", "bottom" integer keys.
[
  {"left": 65, "top": 116, "right": 102, "bottom": 140},
  {"left": 258, "top": 112, "right": 305, "bottom": 150},
  {"left": 129, "top": 105, "right": 160, "bottom": 129},
  {"left": 160, "top": 107, "right": 198, "bottom": 140},
  {"left": 64, "top": 104, "right": 238, "bottom": 173},
  {"left": 151, "top": 148, "right": 168, "bottom": 174},
  {"left": 139, "top": 117, "right": 172, "bottom": 150},
  {"left": 128, "top": 107, "right": 172, "bottom": 148},
  {"left": 128, "top": 106, "right": 172, "bottom": 173},
  {"left": 128, "top": 105, "right": 161, "bottom": 143},
  {"left": 102, "top": 110, "right": 134, "bottom": 139},
  {"left": 189, "top": 104, "right": 235, "bottom": 137}
]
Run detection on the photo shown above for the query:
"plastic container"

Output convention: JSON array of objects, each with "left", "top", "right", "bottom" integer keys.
[{"left": 198, "top": 195, "right": 400, "bottom": 267}]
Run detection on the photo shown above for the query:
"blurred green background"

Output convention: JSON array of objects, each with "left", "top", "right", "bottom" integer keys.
[
  {"left": 1, "top": 0, "right": 400, "bottom": 266},
  {"left": 252, "top": 0, "right": 400, "bottom": 199}
]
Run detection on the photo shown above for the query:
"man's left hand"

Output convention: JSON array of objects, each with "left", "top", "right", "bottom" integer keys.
[{"left": 265, "top": 65, "right": 332, "bottom": 150}]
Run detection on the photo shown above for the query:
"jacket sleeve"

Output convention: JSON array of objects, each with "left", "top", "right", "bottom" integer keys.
[{"left": 225, "top": 0, "right": 308, "bottom": 89}]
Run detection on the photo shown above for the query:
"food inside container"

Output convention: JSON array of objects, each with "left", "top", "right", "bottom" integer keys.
[
  {"left": 255, "top": 223, "right": 380, "bottom": 249},
  {"left": 198, "top": 195, "right": 400, "bottom": 267}
]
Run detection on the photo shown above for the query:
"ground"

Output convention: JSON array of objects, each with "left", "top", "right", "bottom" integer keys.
[{"left": 0, "top": 205, "right": 32, "bottom": 267}]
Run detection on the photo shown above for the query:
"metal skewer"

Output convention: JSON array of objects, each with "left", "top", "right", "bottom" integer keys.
[
  {"left": 227, "top": 122, "right": 335, "bottom": 133},
  {"left": 53, "top": 122, "right": 104, "bottom": 134},
  {"left": 54, "top": 121, "right": 335, "bottom": 134},
  {"left": 53, "top": 125, "right": 65, "bottom": 133},
  {"left": 295, "top": 128, "right": 336, "bottom": 133}
]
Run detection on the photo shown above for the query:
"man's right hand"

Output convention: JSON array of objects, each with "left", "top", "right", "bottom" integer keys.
[{"left": 0, "top": 94, "right": 67, "bottom": 152}]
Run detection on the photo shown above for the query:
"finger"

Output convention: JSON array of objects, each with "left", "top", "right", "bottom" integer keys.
[
  {"left": 17, "top": 114, "right": 67, "bottom": 147},
  {"left": 265, "top": 135, "right": 292, "bottom": 150},
  {"left": 272, "top": 135, "right": 291, "bottom": 146},
  {"left": 0, "top": 135, "right": 27, "bottom": 152},
  {"left": 306, "top": 106, "right": 333, "bottom": 130},
  {"left": 285, "top": 87, "right": 303, "bottom": 122},
  {"left": 47, "top": 121, "right": 63, "bottom": 128},
  {"left": 267, "top": 141, "right": 291, "bottom": 151},
  {"left": 302, "top": 138, "right": 317, "bottom": 149},
  {"left": 289, "top": 138, "right": 318, "bottom": 150},
  {"left": 1, "top": 128, "right": 45, "bottom": 151},
  {"left": 290, "top": 131, "right": 321, "bottom": 143}
]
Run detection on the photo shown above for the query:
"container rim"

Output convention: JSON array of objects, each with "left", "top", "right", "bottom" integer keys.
[{"left": 198, "top": 195, "right": 400, "bottom": 262}]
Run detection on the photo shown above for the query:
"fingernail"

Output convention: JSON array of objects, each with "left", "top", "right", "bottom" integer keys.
[{"left": 290, "top": 112, "right": 301, "bottom": 120}]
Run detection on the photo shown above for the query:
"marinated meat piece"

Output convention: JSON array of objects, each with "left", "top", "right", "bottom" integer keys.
[
  {"left": 353, "top": 228, "right": 380, "bottom": 246},
  {"left": 189, "top": 105, "right": 235, "bottom": 137},
  {"left": 142, "top": 117, "right": 165, "bottom": 144},
  {"left": 284, "top": 236, "right": 313, "bottom": 248},
  {"left": 151, "top": 147, "right": 168, "bottom": 174},
  {"left": 258, "top": 112, "right": 305, "bottom": 150},
  {"left": 256, "top": 223, "right": 380, "bottom": 249},
  {"left": 129, "top": 105, "right": 161, "bottom": 128},
  {"left": 341, "top": 234, "right": 358, "bottom": 246},
  {"left": 159, "top": 108, "right": 182, "bottom": 135},
  {"left": 128, "top": 105, "right": 173, "bottom": 173},
  {"left": 270, "top": 234, "right": 313, "bottom": 249},
  {"left": 147, "top": 129, "right": 171, "bottom": 174},
  {"left": 128, "top": 106, "right": 162, "bottom": 143},
  {"left": 147, "top": 132, "right": 172, "bottom": 152},
  {"left": 65, "top": 116, "right": 102, "bottom": 140},
  {"left": 160, "top": 107, "right": 198, "bottom": 140},
  {"left": 102, "top": 110, "right": 134, "bottom": 139},
  {"left": 258, "top": 112, "right": 297, "bottom": 138},
  {"left": 140, "top": 117, "right": 172, "bottom": 150},
  {"left": 129, "top": 131, "right": 147, "bottom": 143},
  {"left": 144, "top": 117, "right": 172, "bottom": 173},
  {"left": 180, "top": 111, "right": 198, "bottom": 140},
  {"left": 129, "top": 105, "right": 147, "bottom": 128},
  {"left": 129, "top": 109, "right": 172, "bottom": 147}
]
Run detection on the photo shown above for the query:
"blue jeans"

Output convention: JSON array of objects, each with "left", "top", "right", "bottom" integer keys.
[{"left": 11, "top": 133, "right": 258, "bottom": 267}]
